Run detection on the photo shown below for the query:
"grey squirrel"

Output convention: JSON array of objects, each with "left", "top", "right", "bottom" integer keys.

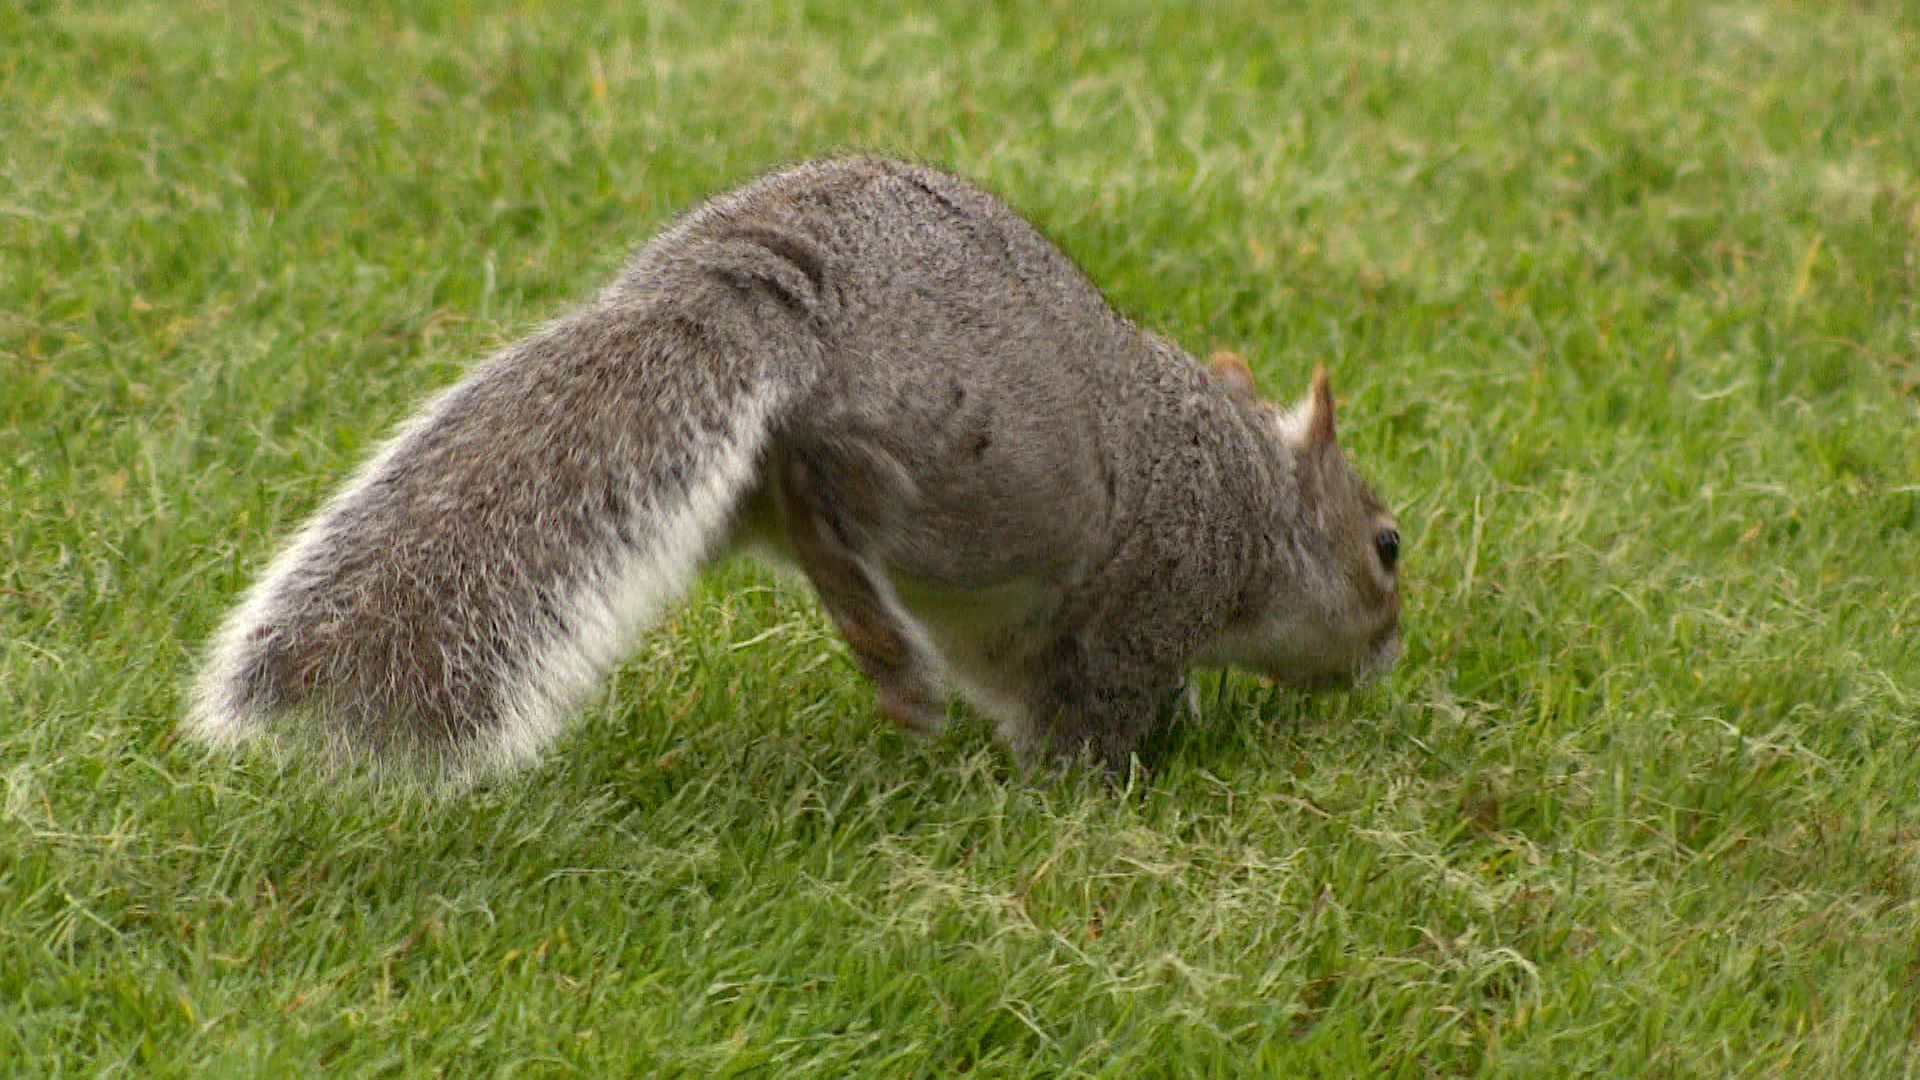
[{"left": 188, "top": 157, "right": 1403, "bottom": 779}]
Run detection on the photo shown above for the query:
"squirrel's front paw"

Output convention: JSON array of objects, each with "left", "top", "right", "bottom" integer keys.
[{"left": 876, "top": 681, "right": 945, "bottom": 737}]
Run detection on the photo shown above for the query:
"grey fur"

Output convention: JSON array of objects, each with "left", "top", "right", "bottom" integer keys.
[{"left": 189, "top": 157, "right": 1402, "bottom": 778}]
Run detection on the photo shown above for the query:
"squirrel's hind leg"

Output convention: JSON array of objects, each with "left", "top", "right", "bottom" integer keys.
[{"left": 778, "top": 456, "right": 946, "bottom": 735}]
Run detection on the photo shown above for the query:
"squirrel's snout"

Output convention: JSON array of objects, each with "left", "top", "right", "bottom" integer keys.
[{"left": 1360, "top": 624, "right": 1403, "bottom": 682}]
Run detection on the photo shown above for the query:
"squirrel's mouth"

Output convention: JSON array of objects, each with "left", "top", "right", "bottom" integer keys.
[
  {"left": 1260, "top": 625, "right": 1401, "bottom": 689},
  {"left": 1356, "top": 627, "right": 1402, "bottom": 683},
  {"left": 1370, "top": 622, "right": 1403, "bottom": 661}
]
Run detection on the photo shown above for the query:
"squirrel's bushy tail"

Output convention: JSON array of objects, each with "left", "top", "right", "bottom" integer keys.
[{"left": 188, "top": 278, "right": 817, "bottom": 778}]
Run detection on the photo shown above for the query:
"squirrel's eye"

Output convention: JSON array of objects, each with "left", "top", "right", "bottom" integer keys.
[{"left": 1373, "top": 528, "right": 1400, "bottom": 572}]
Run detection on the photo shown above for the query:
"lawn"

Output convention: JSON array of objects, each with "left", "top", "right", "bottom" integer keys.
[{"left": 4, "top": 0, "right": 1919, "bottom": 1075}]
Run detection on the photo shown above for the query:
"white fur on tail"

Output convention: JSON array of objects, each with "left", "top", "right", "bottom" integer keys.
[
  {"left": 186, "top": 381, "right": 783, "bottom": 776},
  {"left": 483, "top": 387, "right": 779, "bottom": 770}
]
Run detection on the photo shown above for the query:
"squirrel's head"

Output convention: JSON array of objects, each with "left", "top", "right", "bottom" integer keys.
[{"left": 1200, "top": 353, "right": 1402, "bottom": 690}]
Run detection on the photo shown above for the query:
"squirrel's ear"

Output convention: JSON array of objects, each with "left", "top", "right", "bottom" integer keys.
[
  {"left": 1308, "top": 366, "right": 1337, "bottom": 447},
  {"left": 1207, "top": 350, "right": 1258, "bottom": 400},
  {"left": 1279, "top": 366, "right": 1338, "bottom": 453}
]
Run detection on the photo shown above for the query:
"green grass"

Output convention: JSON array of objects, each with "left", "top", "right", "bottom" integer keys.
[{"left": 5, "top": 0, "right": 1919, "bottom": 1074}]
